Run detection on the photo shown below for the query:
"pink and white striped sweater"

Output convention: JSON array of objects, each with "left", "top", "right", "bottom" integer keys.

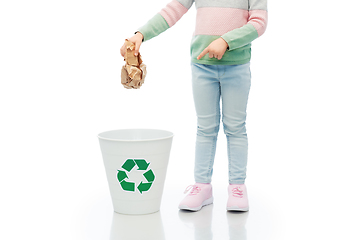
[{"left": 138, "top": 0, "right": 267, "bottom": 65}]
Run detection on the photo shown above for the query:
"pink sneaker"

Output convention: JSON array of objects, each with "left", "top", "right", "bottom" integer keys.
[
  {"left": 227, "top": 184, "right": 249, "bottom": 211},
  {"left": 178, "top": 183, "right": 213, "bottom": 211}
]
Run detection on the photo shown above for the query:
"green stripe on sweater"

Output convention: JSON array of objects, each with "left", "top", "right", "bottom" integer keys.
[
  {"left": 221, "top": 24, "right": 259, "bottom": 51},
  {"left": 137, "top": 13, "right": 170, "bottom": 41},
  {"left": 191, "top": 35, "right": 252, "bottom": 65}
]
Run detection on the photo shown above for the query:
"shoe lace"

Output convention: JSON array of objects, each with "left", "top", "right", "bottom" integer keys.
[
  {"left": 232, "top": 187, "right": 244, "bottom": 198},
  {"left": 184, "top": 185, "right": 201, "bottom": 195}
]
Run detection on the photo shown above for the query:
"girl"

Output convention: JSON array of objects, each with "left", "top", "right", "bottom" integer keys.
[{"left": 120, "top": 0, "right": 267, "bottom": 211}]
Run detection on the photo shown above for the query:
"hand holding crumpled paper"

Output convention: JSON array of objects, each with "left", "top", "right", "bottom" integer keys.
[{"left": 121, "top": 40, "right": 147, "bottom": 89}]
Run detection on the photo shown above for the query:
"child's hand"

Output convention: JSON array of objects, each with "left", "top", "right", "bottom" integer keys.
[
  {"left": 120, "top": 32, "right": 144, "bottom": 57},
  {"left": 197, "top": 37, "right": 229, "bottom": 60}
]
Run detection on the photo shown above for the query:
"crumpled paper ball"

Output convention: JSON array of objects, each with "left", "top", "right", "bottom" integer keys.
[{"left": 121, "top": 40, "right": 147, "bottom": 89}]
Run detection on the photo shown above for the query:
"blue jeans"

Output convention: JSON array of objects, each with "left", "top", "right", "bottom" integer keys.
[{"left": 191, "top": 62, "right": 251, "bottom": 185}]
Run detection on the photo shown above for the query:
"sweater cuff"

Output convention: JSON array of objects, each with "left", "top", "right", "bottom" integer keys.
[
  {"left": 136, "top": 13, "right": 170, "bottom": 42},
  {"left": 221, "top": 24, "right": 258, "bottom": 51}
]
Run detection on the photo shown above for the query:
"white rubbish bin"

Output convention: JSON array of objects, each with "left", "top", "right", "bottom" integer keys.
[{"left": 98, "top": 129, "right": 173, "bottom": 214}]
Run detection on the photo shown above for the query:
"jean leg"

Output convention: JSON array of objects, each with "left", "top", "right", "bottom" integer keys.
[
  {"left": 191, "top": 63, "right": 221, "bottom": 184},
  {"left": 220, "top": 63, "right": 251, "bottom": 184}
]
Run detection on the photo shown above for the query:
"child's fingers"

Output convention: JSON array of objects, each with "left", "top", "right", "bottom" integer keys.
[
  {"left": 134, "top": 41, "right": 141, "bottom": 56},
  {"left": 197, "top": 47, "right": 209, "bottom": 60}
]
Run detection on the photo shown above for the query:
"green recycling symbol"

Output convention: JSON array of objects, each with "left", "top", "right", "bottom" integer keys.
[{"left": 117, "top": 159, "right": 155, "bottom": 194}]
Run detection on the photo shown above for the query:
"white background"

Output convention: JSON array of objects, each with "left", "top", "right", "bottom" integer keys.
[{"left": 1, "top": 0, "right": 360, "bottom": 239}]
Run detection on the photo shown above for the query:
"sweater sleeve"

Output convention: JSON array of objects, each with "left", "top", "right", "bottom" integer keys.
[
  {"left": 137, "top": 0, "right": 194, "bottom": 42},
  {"left": 221, "top": 0, "right": 268, "bottom": 51}
]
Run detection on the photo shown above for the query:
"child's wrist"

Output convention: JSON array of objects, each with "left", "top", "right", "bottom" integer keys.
[
  {"left": 220, "top": 37, "right": 229, "bottom": 50},
  {"left": 134, "top": 31, "right": 144, "bottom": 42}
]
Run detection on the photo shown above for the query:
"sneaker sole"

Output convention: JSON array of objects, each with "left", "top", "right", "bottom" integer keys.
[
  {"left": 179, "top": 196, "right": 214, "bottom": 211},
  {"left": 226, "top": 206, "right": 249, "bottom": 211}
]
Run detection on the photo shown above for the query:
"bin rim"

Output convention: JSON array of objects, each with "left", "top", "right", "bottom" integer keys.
[{"left": 97, "top": 129, "right": 174, "bottom": 142}]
